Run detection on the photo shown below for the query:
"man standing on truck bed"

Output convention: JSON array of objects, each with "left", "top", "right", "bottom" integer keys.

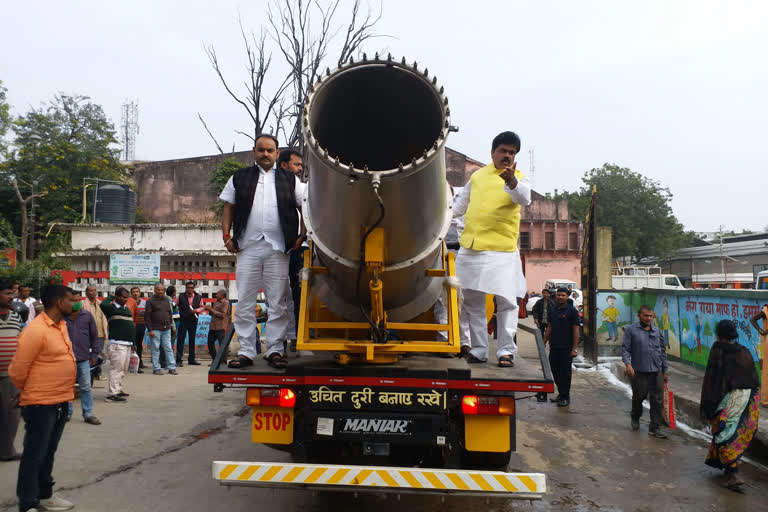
[
  {"left": 220, "top": 134, "right": 307, "bottom": 370},
  {"left": 453, "top": 131, "right": 531, "bottom": 367}
]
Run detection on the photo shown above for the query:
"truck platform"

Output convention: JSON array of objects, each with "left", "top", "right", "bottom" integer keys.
[{"left": 209, "top": 324, "right": 554, "bottom": 393}]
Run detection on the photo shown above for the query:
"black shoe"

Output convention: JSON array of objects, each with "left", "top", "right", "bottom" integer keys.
[
  {"left": 649, "top": 429, "right": 668, "bottom": 439},
  {"left": 0, "top": 452, "right": 22, "bottom": 461},
  {"left": 177, "top": 361, "right": 184, "bottom": 367},
  {"left": 557, "top": 398, "right": 570, "bottom": 407},
  {"left": 631, "top": 418, "right": 640, "bottom": 431},
  {"left": 137, "top": 368, "right": 144, "bottom": 374},
  {"left": 105, "top": 395, "right": 127, "bottom": 403},
  {"left": 117, "top": 391, "right": 130, "bottom": 397},
  {"left": 188, "top": 361, "right": 201, "bottom": 366},
  {"left": 549, "top": 395, "right": 561, "bottom": 403}
]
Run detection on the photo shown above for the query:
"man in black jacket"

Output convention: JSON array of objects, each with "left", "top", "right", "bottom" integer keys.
[
  {"left": 219, "top": 134, "right": 306, "bottom": 370},
  {"left": 531, "top": 288, "right": 554, "bottom": 337},
  {"left": 176, "top": 281, "right": 203, "bottom": 366}
]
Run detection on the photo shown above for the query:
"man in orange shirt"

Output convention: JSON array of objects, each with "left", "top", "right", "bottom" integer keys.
[{"left": 9, "top": 284, "right": 77, "bottom": 512}]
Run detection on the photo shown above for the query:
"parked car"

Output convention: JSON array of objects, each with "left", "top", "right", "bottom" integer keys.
[{"left": 526, "top": 282, "right": 582, "bottom": 314}]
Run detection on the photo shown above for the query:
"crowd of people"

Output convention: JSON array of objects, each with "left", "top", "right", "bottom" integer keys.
[
  {"left": 0, "top": 278, "right": 232, "bottom": 511},
  {"left": 0, "top": 129, "right": 763, "bottom": 510}
]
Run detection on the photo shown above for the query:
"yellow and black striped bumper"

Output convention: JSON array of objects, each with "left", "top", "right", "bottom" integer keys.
[{"left": 213, "top": 461, "right": 546, "bottom": 498}]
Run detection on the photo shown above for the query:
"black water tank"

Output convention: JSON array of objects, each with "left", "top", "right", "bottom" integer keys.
[{"left": 94, "top": 185, "right": 136, "bottom": 224}]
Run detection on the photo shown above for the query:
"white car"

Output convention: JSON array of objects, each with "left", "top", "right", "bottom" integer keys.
[{"left": 527, "top": 282, "right": 582, "bottom": 313}]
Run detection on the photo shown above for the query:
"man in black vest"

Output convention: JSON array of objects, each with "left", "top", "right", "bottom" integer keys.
[
  {"left": 176, "top": 281, "right": 203, "bottom": 366},
  {"left": 277, "top": 148, "right": 305, "bottom": 348},
  {"left": 220, "top": 134, "right": 306, "bottom": 369}
]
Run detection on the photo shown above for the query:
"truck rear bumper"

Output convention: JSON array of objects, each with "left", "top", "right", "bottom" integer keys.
[{"left": 212, "top": 461, "right": 545, "bottom": 499}]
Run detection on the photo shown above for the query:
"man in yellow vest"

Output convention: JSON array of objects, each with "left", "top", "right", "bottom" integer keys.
[{"left": 453, "top": 131, "right": 531, "bottom": 367}]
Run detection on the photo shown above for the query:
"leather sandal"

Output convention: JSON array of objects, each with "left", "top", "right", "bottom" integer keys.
[
  {"left": 266, "top": 353, "right": 288, "bottom": 369},
  {"left": 227, "top": 355, "right": 253, "bottom": 369}
]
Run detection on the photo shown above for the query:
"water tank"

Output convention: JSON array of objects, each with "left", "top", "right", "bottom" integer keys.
[{"left": 94, "top": 184, "right": 136, "bottom": 224}]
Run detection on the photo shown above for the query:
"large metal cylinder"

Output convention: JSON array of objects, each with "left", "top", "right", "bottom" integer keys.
[{"left": 302, "top": 56, "right": 452, "bottom": 322}]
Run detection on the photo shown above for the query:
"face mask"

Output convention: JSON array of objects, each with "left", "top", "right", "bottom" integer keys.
[{"left": 72, "top": 301, "right": 83, "bottom": 312}]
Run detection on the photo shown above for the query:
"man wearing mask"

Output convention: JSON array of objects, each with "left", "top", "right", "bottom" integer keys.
[
  {"left": 220, "top": 134, "right": 306, "bottom": 370},
  {"left": 65, "top": 298, "right": 102, "bottom": 424}
]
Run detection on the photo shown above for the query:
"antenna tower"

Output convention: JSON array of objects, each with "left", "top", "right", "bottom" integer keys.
[
  {"left": 527, "top": 147, "right": 535, "bottom": 185},
  {"left": 120, "top": 99, "right": 139, "bottom": 160}
]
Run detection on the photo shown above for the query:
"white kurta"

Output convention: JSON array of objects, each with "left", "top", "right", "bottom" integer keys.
[
  {"left": 452, "top": 173, "right": 531, "bottom": 361},
  {"left": 219, "top": 164, "right": 306, "bottom": 359},
  {"left": 452, "top": 175, "right": 532, "bottom": 304}
]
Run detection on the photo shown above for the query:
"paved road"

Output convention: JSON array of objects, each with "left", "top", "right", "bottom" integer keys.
[{"left": 2, "top": 354, "right": 767, "bottom": 511}]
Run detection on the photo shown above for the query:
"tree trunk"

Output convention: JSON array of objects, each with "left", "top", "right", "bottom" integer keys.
[{"left": 11, "top": 180, "right": 29, "bottom": 263}]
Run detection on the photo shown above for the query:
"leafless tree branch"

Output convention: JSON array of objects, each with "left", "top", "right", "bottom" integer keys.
[
  {"left": 207, "top": 1, "right": 385, "bottom": 152},
  {"left": 197, "top": 113, "right": 224, "bottom": 154}
]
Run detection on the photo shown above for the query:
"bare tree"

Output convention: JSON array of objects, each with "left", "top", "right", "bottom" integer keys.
[
  {"left": 268, "top": 0, "right": 383, "bottom": 150},
  {"left": 200, "top": 15, "right": 292, "bottom": 150},
  {"left": 202, "top": 0, "right": 383, "bottom": 154},
  {"left": 11, "top": 179, "right": 43, "bottom": 263}
]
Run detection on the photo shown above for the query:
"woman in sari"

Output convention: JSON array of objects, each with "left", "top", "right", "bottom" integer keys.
[{"left": 700, "top": 320, "right": 760, "bottom": 490}]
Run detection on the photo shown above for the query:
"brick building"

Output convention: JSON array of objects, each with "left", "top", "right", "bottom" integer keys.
[
  {"left": 64, "top": 147, "right": 581, "bottom": 299},
  {"left": 518, "top": 192, "right": 583, "bottom": 293}
]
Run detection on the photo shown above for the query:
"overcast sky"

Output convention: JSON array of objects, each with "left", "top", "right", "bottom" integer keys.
[{"left": 2, "top": 0, "right": 766, "bottom": 232}]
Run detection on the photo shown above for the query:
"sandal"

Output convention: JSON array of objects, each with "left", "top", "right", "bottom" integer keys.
[
  {"left": 227, "top": 355, "right": 253, "bottom": 369},
  {"left": 466, "top": 354, "right": 486, "bottom": 364},
  {"left": 266, "top": 352, "right": 288, "bottom": 369},
  {"left": 498, "top": 355, "right": 514, "bottom": 368}
]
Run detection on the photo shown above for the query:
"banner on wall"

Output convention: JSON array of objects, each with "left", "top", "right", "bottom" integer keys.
[{"left": 110, "top": 254, "right": 161, "bottom": 285}]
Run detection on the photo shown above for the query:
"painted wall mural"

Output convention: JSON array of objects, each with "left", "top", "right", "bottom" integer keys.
[{"left": 596, "top": 290, "right": 766, "bottom": 369}]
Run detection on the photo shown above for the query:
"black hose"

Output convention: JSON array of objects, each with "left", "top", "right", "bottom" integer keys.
[{"left": 356, "top": 183, "right": 386, "bottom": 341}]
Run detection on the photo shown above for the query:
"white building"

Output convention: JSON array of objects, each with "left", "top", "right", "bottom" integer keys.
[{"left": 57, "top": 223, "right": 237, "bottom": 298}]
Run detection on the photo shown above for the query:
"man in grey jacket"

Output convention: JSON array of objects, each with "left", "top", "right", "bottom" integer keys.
[{"left": 622, "top": 305, "right": 669, "bottom": 438}]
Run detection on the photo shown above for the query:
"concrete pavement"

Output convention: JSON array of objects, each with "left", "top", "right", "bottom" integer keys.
[{"left": 609, "top": 354, "right": 768, "bottom": 461}]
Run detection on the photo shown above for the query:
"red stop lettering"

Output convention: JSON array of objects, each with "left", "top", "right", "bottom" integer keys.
[
  {"left": 254, "top": 413, "right": 263, "bottom": 430},
  {"left": 263, "top": 412, "right": 273, "bottom": 430},
  {"left": 281, "top": 413, "right": 291, "bottom": 430}
]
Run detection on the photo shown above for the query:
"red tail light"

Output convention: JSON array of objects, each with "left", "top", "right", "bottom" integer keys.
[
  {"left": 279, "top": 388, "right": 296, "bottom": 408},
  {"left": 461, "top": 395, "right": 515, "bottom": 416},
  {"left": 461, "top": 395, "right": 479, "bottom": 414},
  {"left": 245, "top": 388, "right": 296, "bottom": 408}
]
